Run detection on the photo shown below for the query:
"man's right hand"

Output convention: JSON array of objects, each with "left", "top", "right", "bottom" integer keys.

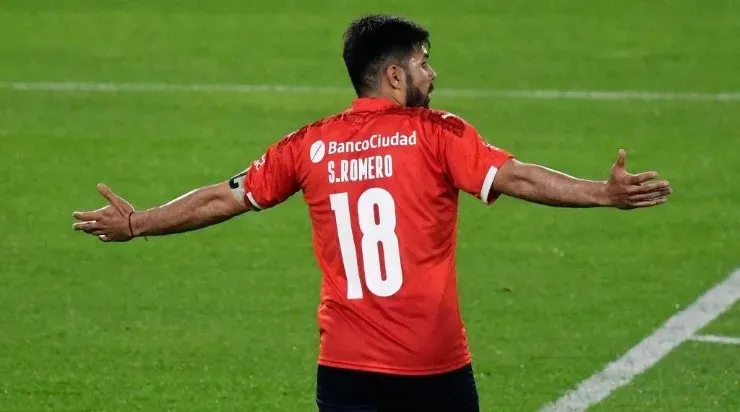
[
  {"left": 603, "top": 149, "right": 673, "bottom": 210},
  {"left": 73, "top": 183, "right": 136, "bottom": 242}
]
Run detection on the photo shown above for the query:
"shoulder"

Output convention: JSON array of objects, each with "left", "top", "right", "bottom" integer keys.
[
  {"left": 273, "top": 112, "right": 347, "bottom": 150},
  {"left": 388, "top": 107, "right": 471, "bottom": 138}
]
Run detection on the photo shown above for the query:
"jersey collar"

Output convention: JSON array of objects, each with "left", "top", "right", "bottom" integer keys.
[{"left": 349, "top": 97, "right": 401, "bottom": 112}]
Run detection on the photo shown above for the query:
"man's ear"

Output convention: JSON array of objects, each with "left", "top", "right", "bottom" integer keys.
[{"left": 384, "top": 64, "right": 406, "bottom": 90}]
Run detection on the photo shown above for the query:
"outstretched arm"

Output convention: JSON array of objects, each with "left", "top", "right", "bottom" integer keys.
[
  {"left": 73, "top": 182, "right": 249, "bottom": 242},
  {"left": 73, "top": 128, "right": 304, "bottom": 243},
  {"left": 492, "top": 149, "right": 672, "bottom": 209},
  {"left": 130, "top": 182, "right": 249, "bottom": 236}
]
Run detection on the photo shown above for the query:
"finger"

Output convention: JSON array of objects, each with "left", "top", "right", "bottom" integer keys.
[
  {"left": 614, "top": 149, "right": 627, "bottom": 169},
  {"left": 78, "top": 226, "right": 108, "bottom": 236},
  {"left": 73, "top": 210, "right": 104, "bottom": 222},
  {"left": 630, "top": 188, "right": 672, "bottom": 201},
  {"left": 73, "top": 220, "right": 102, "bottom": 231},
  {"left": 98, "top": 234, "right": 112, "bottom": 242},
  {"left": 82, "top": 227, "right": 108, "bottom": 236},
  {"left": 628, "top": 180, "right": 670, "bottom": 195},
  {"left": 627, "top": 171, "right": 658, "bottom": 185},
  {"left": 97, "top": 183, "right": 121, "bottom": 205},
  {"left": 630, "top": 197, "right": 668, "bottom": 208}
]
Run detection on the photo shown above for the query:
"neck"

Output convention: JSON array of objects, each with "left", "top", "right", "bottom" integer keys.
[{"left": 361, "top": 89, "right": 405, "bottom": 107}]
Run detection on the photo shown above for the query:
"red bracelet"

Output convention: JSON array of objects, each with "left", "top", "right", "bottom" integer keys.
[{"left": 128, "top": 211, "right": 148, "bottom": 242}]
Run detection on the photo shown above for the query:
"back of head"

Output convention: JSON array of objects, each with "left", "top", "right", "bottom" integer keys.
[{"left": 342, "top": 15, "right": 430, "bottom": 97}]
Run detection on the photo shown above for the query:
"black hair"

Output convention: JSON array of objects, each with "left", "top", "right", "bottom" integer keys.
[{"left": 342, "top": 15, "right": 430, "bottom": 96}]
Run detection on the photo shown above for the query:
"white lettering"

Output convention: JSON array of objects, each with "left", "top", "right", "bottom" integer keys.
[
  {"left": 330, "top": 156, "right": 394, "bottom": 183},
  {"left": 341, "top": 159, "right": 349, "bottom": 182},
  {"left": 349, "top": 159, "right": 358, "bottom": 181},
  {"left": 328, "top": 161, "right": 335, "bottom": 183},
  {"left": 368, "top": 157, "right": 375, "bottom": 179},
  {"left": 358, "top": 158, "right": 368, "bottom": 180},
  {"left": 325, "top": 131, "right": 417, "bottom": 157}
]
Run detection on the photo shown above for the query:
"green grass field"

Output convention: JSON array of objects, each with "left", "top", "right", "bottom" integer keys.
[{"left": 1, "top": 1, "right": 738, "bottom": 411}]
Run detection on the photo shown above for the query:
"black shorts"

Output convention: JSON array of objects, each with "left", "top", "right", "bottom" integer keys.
[{"left": 315, "top": 363, "right": 480, "bottom": 412}]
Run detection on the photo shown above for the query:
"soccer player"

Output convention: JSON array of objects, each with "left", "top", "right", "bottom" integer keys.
[{"left": 73, "top": 14, "right": 672, "bottom": 412}]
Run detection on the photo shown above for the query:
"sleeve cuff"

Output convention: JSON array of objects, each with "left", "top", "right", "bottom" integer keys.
[
  {"left": 480, "top": 166, "right": 500, "bottom": 204},
  {"left": 480, "top": 155, "right": 514, "bottom": 204},
  {"left": 245, "top": 192, "right": 264, "bottom": 210}
]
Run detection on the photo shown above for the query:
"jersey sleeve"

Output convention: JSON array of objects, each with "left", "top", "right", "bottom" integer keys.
[
  {"left": 228, "top": 132, "right": 301, "bottom": 211},
  {"left": 436, "top": 113, "right": 514, "bottom": 204}
]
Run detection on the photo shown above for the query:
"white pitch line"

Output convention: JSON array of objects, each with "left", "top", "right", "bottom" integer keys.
[
  {"left": 1, "top": 81, "right": 740, "bottom": 102},
  {"left": 690, "top": 334, "right": 740, "bottom": 345},
  {"left": 540, "top": 269, "right": 740, "bottom": 412}
]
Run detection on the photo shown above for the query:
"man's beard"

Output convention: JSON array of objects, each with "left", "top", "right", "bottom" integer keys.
[{"left": 406, "top": 75, "right": 432, "bottom": 108}]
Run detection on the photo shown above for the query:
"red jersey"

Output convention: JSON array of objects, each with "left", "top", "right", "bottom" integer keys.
[{"left": 230, "top": 97, "right": 513, "bottom": 375}]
